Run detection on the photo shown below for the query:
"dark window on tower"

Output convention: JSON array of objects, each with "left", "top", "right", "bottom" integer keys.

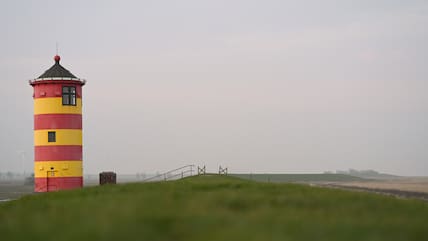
[
  {"left": 48, "top": 131, "right": 56, "bottom": 142},
  {"left": 62, "top": 86, "right": 76, "bottom": 106}
]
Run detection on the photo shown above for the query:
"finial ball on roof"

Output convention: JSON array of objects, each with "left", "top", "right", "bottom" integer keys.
[{"left": 54, "top": 55, "right": 61, "bottom": 62}]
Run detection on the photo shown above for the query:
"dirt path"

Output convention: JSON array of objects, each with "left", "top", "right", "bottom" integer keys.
[
  {"left": 318, "top": 183, "right": 428, "bottom": 201},
  {"left": 0, "top": 183, "right": 34, "bottom": 201}
]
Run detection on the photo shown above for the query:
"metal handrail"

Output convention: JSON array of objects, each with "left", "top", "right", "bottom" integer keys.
[
  {"left": 142, "top": 165, "right": 195, "bottom": 182},
  {"left": 167, "top": 169, "right": 194, "bottom": 180}
]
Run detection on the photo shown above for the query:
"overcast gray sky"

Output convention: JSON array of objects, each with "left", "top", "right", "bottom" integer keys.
[{"left": 0, "top": 0, "right": 427, "bottom": 175}]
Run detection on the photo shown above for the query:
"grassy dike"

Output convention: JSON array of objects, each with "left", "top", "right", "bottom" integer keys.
[
  {"left": 231, "top": 173, "right": 367, "bottom": 182},
  {"left": 1, "top": 175, "right": 427, "bottom": 241}
]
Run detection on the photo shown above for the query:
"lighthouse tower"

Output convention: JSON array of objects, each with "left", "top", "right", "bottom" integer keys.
[{"left": 30, "top": 55, "right": 85, "bottom": 192}]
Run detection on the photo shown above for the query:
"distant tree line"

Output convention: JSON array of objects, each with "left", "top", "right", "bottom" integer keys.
[
  {"left": 333, "top": 169, "right": 380, "bottom": 175},
  {"left": 0, "top": 172, "right": 34, "bottom": 180}
]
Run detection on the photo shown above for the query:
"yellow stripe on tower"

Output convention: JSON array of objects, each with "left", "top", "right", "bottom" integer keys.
[
  {"left": 34, "top": 161, "right": 82, "bottom": 178},
  {"left": 34, "top": 129, "right": 82, "bottom": 146},
  {"left": 34, "top": 97, "right": 82, "bottom": 115}
]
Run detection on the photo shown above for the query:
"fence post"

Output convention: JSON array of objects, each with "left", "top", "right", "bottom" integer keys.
[{"left": 219, "top": 166, "right": 228, "bottom": 175}]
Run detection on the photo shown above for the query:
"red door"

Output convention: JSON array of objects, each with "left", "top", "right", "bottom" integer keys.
[{"left": 47, "top": 170, "right": 58, "bottom": 191}]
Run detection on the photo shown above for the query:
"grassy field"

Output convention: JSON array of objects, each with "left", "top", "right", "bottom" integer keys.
[
  {"left": 232, "top": 173, "right": 367, "bottom": 182},
  {"left": 1, "top": 175, "right": 427, "bottom": 241}
]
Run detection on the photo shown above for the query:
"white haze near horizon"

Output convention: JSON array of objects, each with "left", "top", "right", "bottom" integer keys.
[{"left": 0, "top": 0, "right": 427, "bottom": 176}]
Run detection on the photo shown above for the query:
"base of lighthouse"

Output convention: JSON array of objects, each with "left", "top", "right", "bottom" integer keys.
[
  {"left": 34, "top": 159, "right": 83, "bottom": 192},
  {"left": 35, "top": 177, "right": 83, "bottom": 192}
]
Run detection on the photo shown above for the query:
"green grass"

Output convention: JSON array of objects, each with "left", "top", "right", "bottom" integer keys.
[
  {"left": 232, "top": 173, "right": 367, "bottom": 182},
  {"left": 0, "top": 175, "right": 427, "bottom": 241}
]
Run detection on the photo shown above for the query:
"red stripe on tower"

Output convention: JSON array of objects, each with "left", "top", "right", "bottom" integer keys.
[
  {"left": 35, "top": 146, "right": 83, "bottom": 161},
  {"left": 34, "top": 114, "right": 82, "bottom": 130},
  {"left": 33, "top": 83, "right": 82, "bottom": 98},
  {"left": 34, "top": 177, "right": 83, "bottom": 192}
]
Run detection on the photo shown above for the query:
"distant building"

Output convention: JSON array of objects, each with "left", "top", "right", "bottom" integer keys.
[{"left": 30, "top": 55, "right": 86, "bottom": 192}]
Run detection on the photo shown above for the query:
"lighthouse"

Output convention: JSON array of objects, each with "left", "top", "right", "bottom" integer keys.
[{"left": 30, "top": 55, "right": 85, "bottom": 192}]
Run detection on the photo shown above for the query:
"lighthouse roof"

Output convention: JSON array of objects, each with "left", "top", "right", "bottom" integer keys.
[{"left": 38, "top": 55, "right": 77, "bottom": 79}]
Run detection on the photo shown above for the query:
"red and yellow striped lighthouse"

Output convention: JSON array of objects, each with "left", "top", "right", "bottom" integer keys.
[{"left": 30, "top": 55, "right": 85, "bottom": 192}]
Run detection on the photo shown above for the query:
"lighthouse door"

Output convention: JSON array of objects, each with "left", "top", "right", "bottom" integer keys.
[{"left": 46, "top": 170, "right": 58, "bottom": 191}]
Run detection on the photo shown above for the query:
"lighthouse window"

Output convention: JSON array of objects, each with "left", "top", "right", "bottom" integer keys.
[
  {"left": 48, "top": 131, "right": 56, "bottom": 142},
  {"left": 62, "top": 86, "right": 76, "bottom": 106}
]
